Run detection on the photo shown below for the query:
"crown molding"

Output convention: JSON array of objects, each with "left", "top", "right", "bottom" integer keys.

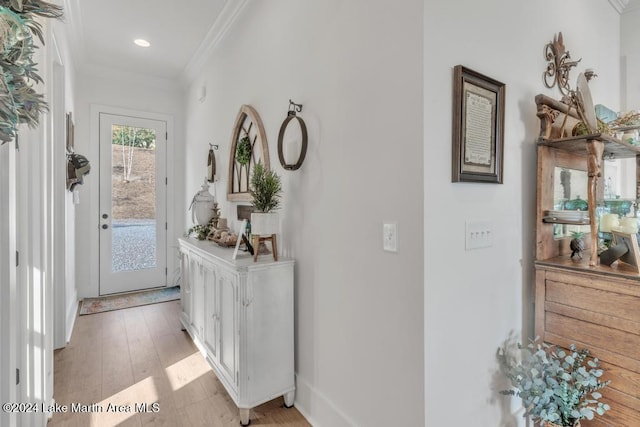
[
  {"left": 610, "top": 0, "right": 631, "bottom": 13},
  {"left": 181, "top": 0, "right": 249, "bottom": 84}
]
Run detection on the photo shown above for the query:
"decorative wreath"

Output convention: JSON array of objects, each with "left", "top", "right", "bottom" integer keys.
[{"left": 235, "top": 135, "right": 252, "bottom": 165}]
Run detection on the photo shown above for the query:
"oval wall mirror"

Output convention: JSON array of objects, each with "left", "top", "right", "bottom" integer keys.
[{"left": 278, "top": 112, "right": 308, "bottom": 171}]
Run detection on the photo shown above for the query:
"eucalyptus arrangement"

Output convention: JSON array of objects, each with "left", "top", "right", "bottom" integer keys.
[
  {"left": 499, "top": 339, "right": 610, "bottom": 427},
  {"left": 0, "top": 0, "right": 63, "bottom": 143}
]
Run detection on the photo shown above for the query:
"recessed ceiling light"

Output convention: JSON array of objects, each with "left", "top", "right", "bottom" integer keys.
[{"left": 134, "top": 39, "right": 150, "bottom": 48}]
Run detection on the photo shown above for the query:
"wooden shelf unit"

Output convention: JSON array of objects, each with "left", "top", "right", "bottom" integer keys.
[
  {"left": 536, "top": 135, "right": 640, "bottom": 265},
  {"left": 534, "top": 95, "right": 640, "bottom": 426}
]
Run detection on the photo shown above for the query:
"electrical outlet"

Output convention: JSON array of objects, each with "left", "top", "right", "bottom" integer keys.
[
  {"left": 383, "top": 222, "right": 398, "bottom": 252},
  {"left": 465, "top": 220, "right": 492, "bottom": 250}
]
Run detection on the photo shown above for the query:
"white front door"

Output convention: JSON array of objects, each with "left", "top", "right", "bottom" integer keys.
[{"left": 99, "top": 113, "right": 167, "bottom": 295}]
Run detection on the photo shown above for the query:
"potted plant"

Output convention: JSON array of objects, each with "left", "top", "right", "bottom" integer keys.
[
  {"left": 249, "top": 162, "right": 282, "bottom": 236},
  {"left": 498, "top": 339, "right": 610, "bottom": 427}
]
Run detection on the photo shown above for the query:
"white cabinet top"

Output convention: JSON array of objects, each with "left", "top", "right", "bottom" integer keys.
[{"left": 178, "top": 237, "right": 294, "bottom": 272}]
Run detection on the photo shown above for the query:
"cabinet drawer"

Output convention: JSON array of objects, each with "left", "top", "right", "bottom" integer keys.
[
  {"left": 546, "top": 311, "right": 640, "bottom": 362},
  {"left": 546, "top": 280, "right": 640, "bottom": 324},
  {"left": 545, "top": 270, "right": 640, "bottom": 298}
]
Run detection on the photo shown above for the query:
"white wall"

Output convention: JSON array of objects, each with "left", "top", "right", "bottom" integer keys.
[
  {"left": 50, "top": 16, "right": 79, "bottom": 348},
  {"left": 424, "top": 0, "right": 620, "bottom": 425},
  {"left": 54, "top": 17, "right": 80, "bottom": 345},
  {"left": 74, "top": 71, "right": 185, "bottom": 298},
  {"left": 621, "top": 6, "right": 640, "bottom": 111},
  {"left": 183, "top": 1, "right": 424, "bottom": 426}
]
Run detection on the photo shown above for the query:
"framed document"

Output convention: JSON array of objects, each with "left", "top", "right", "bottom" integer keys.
[{"left": 452, "top": 65, "right": 505, "bottom": 183}]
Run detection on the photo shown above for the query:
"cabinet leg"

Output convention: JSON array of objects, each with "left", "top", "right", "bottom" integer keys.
[
  {"left": 252, "top": 236, "right": 260, "bottom": 262},
  {"left": 239, "top": 408, "right": 251, "bottom": 426},
  {"left": 284, "top": 391, "right": 295, "bottom": 408},
  {"left": 271, "top": 234, "right": 278, "bottom": 261}
]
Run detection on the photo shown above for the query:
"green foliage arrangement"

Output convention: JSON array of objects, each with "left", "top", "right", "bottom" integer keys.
[
  {"left": 499, "top": 339, "right": 610, "bottom": 426},
  {"left": 572, "top": 118, "right": 609, "bottom": 137},
  {"left": 185, "top": 217, "right": 215, "bottom": 241},
  {"left": 250, "top": 162, "right": 282, "bottom": 213},
  {"left": 236, "top": 136, "right": 252, "bottom": 165},
  {"left": 0, "top": 0, "right": 63, "bottom": 143}
]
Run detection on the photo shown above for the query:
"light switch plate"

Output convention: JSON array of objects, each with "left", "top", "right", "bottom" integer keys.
[
  {"left": 465, "top": 220, "right": 492, "bottom": 250},
  {"left": 383, "top": 222, "right": 398, "bottom": 252}
]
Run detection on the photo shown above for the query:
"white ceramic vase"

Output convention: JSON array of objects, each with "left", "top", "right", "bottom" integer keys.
[{"left": 191, "top": 179, "right": 216, "bottom": 225}]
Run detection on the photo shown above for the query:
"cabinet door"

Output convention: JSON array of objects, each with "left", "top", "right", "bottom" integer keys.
[
  {"left": 218, "top": 269, "right": 238, "bottom": 389},
  {"left": 179, "top": 248, "right": 192, "bottom": 324},
  {"left": 189, "top": 253, "right": 205, "bottom": 339},
  {"left": 202, "top": 259, "right": 218, "bottom": 359}
]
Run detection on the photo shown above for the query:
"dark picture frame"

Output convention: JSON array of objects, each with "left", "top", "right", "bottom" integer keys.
[{"left": 452, "top": 65, "right": 505, "bottom": 183}]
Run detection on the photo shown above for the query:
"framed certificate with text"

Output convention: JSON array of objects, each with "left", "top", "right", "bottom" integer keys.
[{"left": 452, "top": 65, "right": 505, "bottom": 183}]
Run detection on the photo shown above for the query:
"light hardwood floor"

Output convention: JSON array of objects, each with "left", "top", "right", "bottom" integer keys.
[{"left": 49, "top": 300, "right": 310, "bottom": 427}]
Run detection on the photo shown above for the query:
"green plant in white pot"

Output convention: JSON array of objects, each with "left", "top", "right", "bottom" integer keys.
[
  {"left": 249, "top": 162, "right": 282, "bottom": 236},
  {"left": 498, "top": 339, "right": 610, "bottom": 427}
]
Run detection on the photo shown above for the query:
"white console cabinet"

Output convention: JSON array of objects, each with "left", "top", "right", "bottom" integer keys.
[{"left": 178, "top": 238, "right": 295, "bottom": 425}]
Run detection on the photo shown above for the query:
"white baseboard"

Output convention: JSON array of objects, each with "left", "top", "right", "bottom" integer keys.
[
  {"left": 65, "top": 289, "right": 78, "bottom": 345},
  {"left": 294, "top": 374, "right": 357, "bottom": 427}
]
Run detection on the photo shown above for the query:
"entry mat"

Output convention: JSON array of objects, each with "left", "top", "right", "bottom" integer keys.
[{"left": 79, "top": 286, "right": 180, "bottom": 315}]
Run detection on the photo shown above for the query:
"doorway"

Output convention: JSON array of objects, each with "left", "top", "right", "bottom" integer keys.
[{"left": 99, "top": 113, "right": 167, "bottom": 295}]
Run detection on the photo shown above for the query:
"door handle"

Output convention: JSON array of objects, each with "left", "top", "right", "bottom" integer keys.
[{"left": 102, "top": 224, "right": 109, "bottom": 230}]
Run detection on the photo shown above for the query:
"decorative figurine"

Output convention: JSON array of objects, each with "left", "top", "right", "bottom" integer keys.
[{"left": 570, "top": 231, "right": 585, "bottom": 259}]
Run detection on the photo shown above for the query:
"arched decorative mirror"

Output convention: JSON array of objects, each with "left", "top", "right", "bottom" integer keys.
[{"left": 227, "top": 104, "right": 270, "bottom": 202}]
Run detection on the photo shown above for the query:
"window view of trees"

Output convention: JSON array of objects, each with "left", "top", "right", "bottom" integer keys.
[{"left": 112, "top": 125, "right": 156, "bottom": 182}]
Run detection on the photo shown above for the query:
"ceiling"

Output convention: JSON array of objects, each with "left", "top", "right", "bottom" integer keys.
[
  {"left": 64, "top": 0, "right": 230, "bottom": 82},
  {"left": 623, "top": 0, "right": 640, "bottom": 12},
  {"left": 63, "top": 1, "right": 635, "bottom": 83}
]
